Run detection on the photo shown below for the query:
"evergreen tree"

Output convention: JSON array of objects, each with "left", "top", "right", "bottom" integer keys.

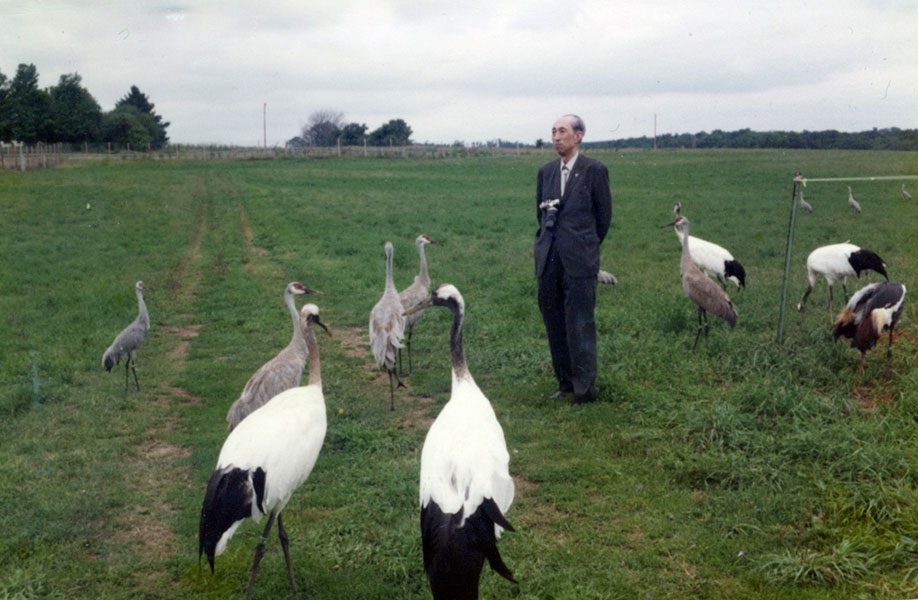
[
  {"left": 48, "top": 73, "right": 102, "bottom": 143},
  {"left": 114, "top": 85, "right": 169, "bottom": 148}
]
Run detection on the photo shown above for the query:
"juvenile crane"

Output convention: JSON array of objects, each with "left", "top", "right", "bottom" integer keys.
[
  {"left": 832, "top": 281, "right": 906, "bottom": 368},
  {"left": 226, "top": 281, "right": 322, "bottom": 431},
  {"left": 398, "top": 234, "right": 440, "bottom": 375},
  {"left": 665, "top": 203, "right": 746, "bottom": 290},
  {"left": 671, "top": 216, "right": 737, "bottom": 350},
  {"left": 901, "top": 184, "right": 912, "bottom": 200},
  {"left": 200, "top": 303, "right": 330, "bottom": 600},
  {"left": 796, "top": 242, "right": 887, "bottom": 312},
  {"left": 369, "top": 241, "right": 406, "bottom": 410},
  {"left": 847, "top": 186, "right": 861, "bottom": 214},
  {"left": 102, "top": 280, "right": 149, "bottom": 392},
  {"left": 405, "top": 283, "right": 516, "bottom": 600}
]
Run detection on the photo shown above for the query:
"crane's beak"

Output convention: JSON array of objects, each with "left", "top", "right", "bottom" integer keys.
[
  {"left": 304, "top": 286, "right": 324, "bottom": 295},
  {"left": 659, "top": 220, "right": 677, "bottom": 228},
  {"left": 313, "top": 316, "right": 331, "bottom": 337},
  {"left": 403, "top": 296, "right": 434, "bottom": 317}
]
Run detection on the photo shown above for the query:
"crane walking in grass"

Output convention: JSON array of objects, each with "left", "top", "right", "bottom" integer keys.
[
  {"left": 665, "top": 202, "right": 746, "bottom": 290},
  {"left": 847, "top": 186, "right": 862, "bottom": 214},
  {"left": 796, "top": 243, "right": 887, "bottom": 312},
  {"left": 398, "top": 234, "right": 441, "bottom": 376},
  {"left": 226, "top": 281, "right": 323, "bottom": 431},
  {"left": 102, "top": 280, "right": 149, "bottom": 392},
  {"left": 405, "top": 284, "right": 517, "bottom": 600},
  {"left": 370, "top": 241, "right": 406, "bottom": 410},
  {"left": 200, "top": 303, "right": 330, "bottom": 600},
  {"left": 832, "top": 281, "right": 906, "bottom": 368},
  {"left": 671, "top": 216, "right": 737, "bottom": 351}
]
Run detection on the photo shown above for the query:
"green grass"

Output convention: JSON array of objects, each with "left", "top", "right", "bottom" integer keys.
[{"left": 1, "top": 149, "right": 917, "bottom": 599}]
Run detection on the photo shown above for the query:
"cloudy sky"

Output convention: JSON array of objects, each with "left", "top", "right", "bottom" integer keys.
[{"left": 3, "top": 1, "right": 916, "bottom": 146}]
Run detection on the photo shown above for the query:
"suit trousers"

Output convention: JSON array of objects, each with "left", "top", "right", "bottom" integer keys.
[{"left": 537, "top": 243, "right": 598, "bottom": 397}]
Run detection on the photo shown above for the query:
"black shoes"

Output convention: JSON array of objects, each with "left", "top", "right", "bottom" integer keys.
[{"left": 572, "top": 386, "right": 597, "bottom": 405}]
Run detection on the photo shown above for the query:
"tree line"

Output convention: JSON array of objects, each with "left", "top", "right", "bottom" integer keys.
[
  {"left": 288, "top": 110, "right": 413, "bottom": 147},
  {"left": 581, "top": 127, "right": 918, "bottom": 151},
  {"left": 0, "top": 63, "right": 169, "bottom": 149}
]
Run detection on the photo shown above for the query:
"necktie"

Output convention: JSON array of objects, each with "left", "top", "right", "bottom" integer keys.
[{"left": 561, "top": 165, "right": 569, "bottom": 196}]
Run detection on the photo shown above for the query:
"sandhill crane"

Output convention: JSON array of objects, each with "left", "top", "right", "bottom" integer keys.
[
  {"left": 799, "top": 190, "right": 814, "bottom": 214},
  {"left": 199, "top": 303, "right": 330, "bottom": 600},
  {"left": 847, "top": 186, "right": 861, "bottom": 214},
  {"left": 405, "top": 283, "right": 516, "bottom": 599},
  {"left": 796, "top": 243, "right": 888, "bottom": 312},
  {"left": 226, "top": 282, "right": 322, "bottom": 431},
  {"left": 102, "top": 280, "right": 149, "bottom": 392},
  {"left": 398, "top": 234, "right": 440, "bottom": 375},
  {"left": 597, "top": 269, "right": 617, "bottom": 285},
  {"left": 665, "top": 203, "right": 746, "bottom": 290},
  {"left": 832, "top": 281, "right": 906, "bottom": 368},
  {"left": 901, "top": 184, "right": 912, "bottom": 200},
  {"left": 671, "top": 216, "right": 737, "bottom": 351},
  {"left": 369, "top": 241, "right": 406, "bottom": 410}
]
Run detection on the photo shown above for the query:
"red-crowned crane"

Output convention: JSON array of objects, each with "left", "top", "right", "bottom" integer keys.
[
  {"left": 226, "top": 281, "right": 322, "bottom": 431},
  {"left": 369, "top": 241, "right": 405, "bottom": 410},
  {"left": 796, "top": 243, "right": 888, "bottom": 312},
  {"left": 665, "top": 203, "right": 746, "bottom": 290},
  {"left": 199, "top": 303, "right": 330, "bottom": 600},
  {"left": 847, "top": 186, "right": 862, "bottom": 214},
  {"left": 671, "top": 216, "right": 737, "bottom": 351},
  {"left": 405, "top": 283, "right": 516, "bottom": 600},
  {"left": 901, "top": 184, "right": 912, "bottom": 200},
  {"left": 398, "top": 234, "right": 441, "bottom": 375},
  {"left": 832, "top": 281, "right": 906, "bottom": 368},
  {"left": 102, "top": 280, "right": 149, "bottom": 392}
]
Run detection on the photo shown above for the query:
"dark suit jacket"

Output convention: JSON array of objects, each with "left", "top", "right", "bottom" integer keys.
[{"left": 534, "top": 154, "right": 612, "bottom": 278}]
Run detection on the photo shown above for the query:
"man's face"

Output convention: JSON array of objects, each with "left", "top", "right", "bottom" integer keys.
[{"left": 552, "top": 116, "right": 582, "bottom": 160}]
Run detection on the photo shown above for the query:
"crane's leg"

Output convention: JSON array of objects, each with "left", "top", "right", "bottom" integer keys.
[
  {"left": 886, "top": 325, "right": 895, "bottom": 364},
  {"left": 692, "top": 308, "right": 705, "bottom": 352},
  {"left": 826, "top": 285, "right": 834, "bottom": 312},
  {"left": 130, "top": 358, "right": 140, "bottom": 391},
  {"left": 703, "top": 310, "right": 710, "bottom": 335},
  {"left": 407, "top": 329, "right": 414, "bottom": 375},
  {"left": 276, "top": 513, "right": 300, "bottom": 600},
  {"left": 124, "top": 360, "right": 131, "bottom": 393},
  {"left": 245, "top": 512, "right": 277, "bottom": 600},
  {"left": 797, "top": 285, "right": 813, "bottom": 312},
  {"left": 842, "top": 282, "right": 849, "bottom": 304},
  {"left": 398, "top": 328, "right": 413, "bottom": 376},
  {"left": 716, "top": 274, "right": 727, "bottom": 291}
]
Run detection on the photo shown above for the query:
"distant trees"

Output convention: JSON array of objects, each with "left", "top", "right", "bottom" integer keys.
[
  {"left": 368, "top": 119, "right": 412, "bottom": 146},
  {"left": 292, "top": 111, "right": 413, "bottom": 147},
  {"left": 0, "top": 64, "right": 169, "bottom": 148}
]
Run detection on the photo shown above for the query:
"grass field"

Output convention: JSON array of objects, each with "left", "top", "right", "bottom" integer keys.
[{"left": 1, "top": 149, "right": 917, "bottom": 599}]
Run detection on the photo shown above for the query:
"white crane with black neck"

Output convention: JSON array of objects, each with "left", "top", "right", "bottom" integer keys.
[
  {"left": 664, "top": 202, "right": 746, "bottom": 290},
  {"left": 102, "top": 280, "right": 149, "bottom": 392},
  {"left": 405, "top": 283, "right": 517, "bottom": 600},
  {"left": 226, "top": 281, "right": 322, "bottom": 431},
  {"left": 796, "top": 243, "right": 887, "bottom": 312},
  {"left": 199, "top": 303, "right": 331, "bottom": 600}
]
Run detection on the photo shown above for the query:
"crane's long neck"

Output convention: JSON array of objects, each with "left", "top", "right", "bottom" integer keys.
[
  {"left": 136, "top": 289, "right": 149, "bottom": 326},
  {"left": 417, "top": 243, "right": 430, "bottom": 286},
  {"left": 305, "top": 322, "right": 321, "bottom": 386},
  {"left": 385, "top": 249, "right": 397, "bottom": 294},
  {"left": 285, "top": 290, "right": 303, "bottom": 350},
  {"left": 679, "top": 224, "right": 693, "bottom": 275},
  {"left": 449, "top": 305, "right": 469, "bottom": 382}
]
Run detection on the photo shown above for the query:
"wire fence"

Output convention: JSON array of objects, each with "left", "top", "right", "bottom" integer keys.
[{"left": 0, "top": 141, "right": 539, "bottom": 171}]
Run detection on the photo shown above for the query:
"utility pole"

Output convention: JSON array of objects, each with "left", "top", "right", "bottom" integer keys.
[
  {"left": 653, "top": 113, "right": 657, "bottom": 150},
  {"left": 263, "top": 102, "right": 267, "bottom": 150}
]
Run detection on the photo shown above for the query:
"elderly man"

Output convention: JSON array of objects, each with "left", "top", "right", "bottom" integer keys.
[{"left": 534, "top": 114, "right": 612, "bottom": 404}]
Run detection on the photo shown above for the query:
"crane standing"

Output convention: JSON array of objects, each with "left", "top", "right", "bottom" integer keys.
[
  {"left": 796, "top": 243, "right": 887, "bottom": 312},
  {"left": 847, "top": 186, "right": 862, "bottom": 214},
  {"left": 226, "top": 282, "right": 322, "bottom": 431},
  {"left": 398, "top": 234, "right": 440, "bottom": 375},
  {"left": 369, "top": 241, "right": 406, "bottom": 410},
  {"left": 199, "top": 303, "right": 330, "bottom": 600},
  {"left": 901, "top": 184, "right": 912, "bottom": 200},
  {"left": 799, "top": 190, "right": 814, "bottom": 214},
  {"left": 672, "top": 216, "right": 737, "bottom": 350},
  {"left": 665, "top": 203, "right": 746, "bottom": 290},
  {"left": 405, "top": 284, "right": 517, "bottom": 600},
  {"left": 102, "top": 280, "right": 149, "bottom": 392}
]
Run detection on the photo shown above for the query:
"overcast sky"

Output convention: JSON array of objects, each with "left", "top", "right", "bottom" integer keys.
[{"left": 3, "top": 1, "right": 916, "bottom": 146}]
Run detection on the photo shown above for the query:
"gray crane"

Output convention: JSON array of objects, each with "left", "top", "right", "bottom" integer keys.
[
  {"left": 398, "top": 234, "right": 440, "bottom": 375},
  {"left": 370, "top": 241, "right": 406, "bottom": 410},
  {"left": 226, "top": 281, "right": 322, "bottom": 431},
  {"left": 673, "top": 216, "right": 737, "bottom": 350},
  {"left": 847, "top": 186, "right": 861, "bottom": 214},
  {"left": 102, "top": 280, "right": 149, "bottom": 392},
  {"left": 901, "top": 184, "right": 912, "bottom": 200},
  {"left": 799, "top": 190, "right": 813, "bottom": 214}
]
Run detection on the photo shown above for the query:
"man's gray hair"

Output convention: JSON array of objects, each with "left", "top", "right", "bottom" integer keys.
[{"left": 564, "top": 114, "right": 585, "bottom": 135}]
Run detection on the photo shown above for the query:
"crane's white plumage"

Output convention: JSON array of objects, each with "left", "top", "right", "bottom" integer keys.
[
  {"left": 226, "top": 281, "right": 321, "bottom": 431},
  {"left": 832, "top": 281, "right": 906, "bottom": 367},
  {"left": 102, "top": 280, "right": 149, "bottom": 391},
  {"left": 200, "top": 304, "right": 329, "bottom": 599},
  {"left": 666, "top": 203, "right": 745, "bottom": 289},
  {"left": 408, "top": 283, "right": 516, "bottom": 599},
  {"left": 797, "top": 243, "right": 888, "bottom": 312},
  {"left": 398, "top": 234, "right": 439, "bottom": 375},
  {"left": 369, "top": 241, "right": 405, "bottom": 410}
]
